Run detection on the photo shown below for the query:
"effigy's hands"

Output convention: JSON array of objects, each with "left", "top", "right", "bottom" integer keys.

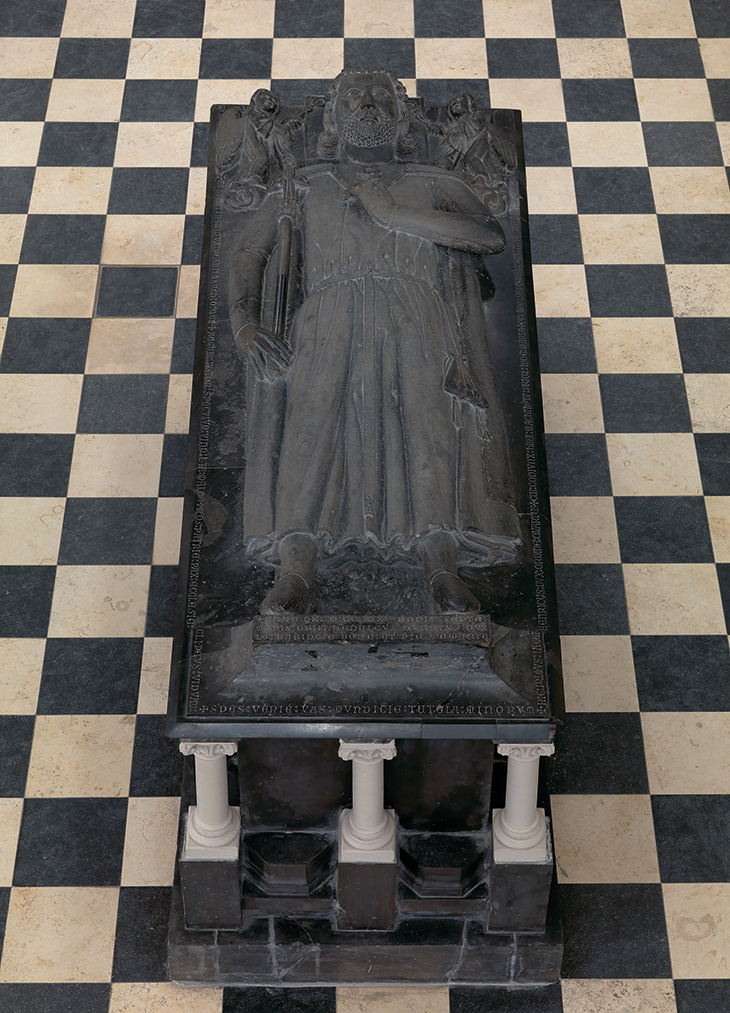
[
  {"left": 235, "top": 324, "right": 292, "bottom": 381},
  {"left": 343, "top": 177, "right": 397, "bottom": 224}
]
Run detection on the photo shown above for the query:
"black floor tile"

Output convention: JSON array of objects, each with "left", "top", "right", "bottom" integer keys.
[
  {"left": 708, "top": 79, "right": 730, "bottom": 121},
  {"left": 563, "top": 79, "right": 639, "bottom": 121},
  {"left": 696, "top": 433, "right": 730, "bottom": 494},
  {"left": 537, "top": 318, "right": 596, "bottom": 372},
  {"left": 0, "top": 0, "right": 66, "bottom": 36},
  {"left": 677, "top": 319, "right": 730, "bottom": 371},
  {"left": 54, "top": 38, "right": 131, "bottom": 78},
  {"left": 415, "top": 0, "right": 484, "bottom": 35},
  {"left": 96, "top": 266, "right": 178, "bottom": 317},
  {"left": 632, "top": 635, "right": 730, "bottom": 710},
  {"left": 0, "top": 887, "right": 8, "bottom": 953},
  {"left": 199, "top": 38, "right": 272, "bottom": 79},
  {"left": 415, "top": 79, "right": 490, "bottom": 108},
  {"left": 574, "top": 166, "right": 655, "bottom": 214},
  {"left": 451, "top": 985, "right": 563, "bottom": 1012},
  {"left": 689, "top": 0, "right": 730, "bottom": 36},
  {"left": 560, "top": 884, "right": 671, "bottom": 978},
  {"left": 112, "top": 886, "right": 172, "bottom": 982},
  {"left": 130, "top": 714, "right": 183, "bottom": 796},
  {"left": 653, "top": 796, "right": 730, "bottom": 883},
  {"left": 159, "top": 432, "right": 189, "bottom": 495},
  {"left": 133, "top": 0, "right": 205, "bottom": 37},
  {"left": 58, "top": 498, "right": 157, "bottom": 565},
  {"left": 182, "top": 214, "right": 204, "bottom": 265},
  {"left": 555, "top": 563, "right": 629, "bottom": 635},
  {"left": 0, "top": 715, "right": 35, "bottom": 796},
  {"left": 544, "top": 433, "right": 613, "bottom": 496},
  {"left": 0, "top": 566, "right": 55, "bottom": 638},
  {"left": 0, "top": 433, "right": 75, "bottom": 496},
  {"left": 486, "top": 39, "right": 560, "bottom": 78},
  {"left": 13, "top": 798, "right": 128, "bottom": 887},
  {"left": 270, "top": 79, "right": 338, "bottom": 105},
  {"left": 675, "top": 979, "right": 730, "bottom": 1013},
  {"left": 222, "top": 987, "right": 337, "bottom": 1013},
  {"left": 0, "top": 318, "right": 90, "bottom": 373},
  {"left": 629, "top": 38, "right": 705, "bottom": 78},
  {"left": 0, "top": 78, "right": 51, "bottom": 120},
  {"left": 170, "top": 319, "right": 197, "bottom": 374},
  {"left": 343, "top": 39, "right": 416, "bottom": 80},
  {"left": 191, "top": 121, "right": 210, "bottom": 163},
  {"left": 273, "top": 0, "right": 344, "bottom": 37},
  {"left": 643, "top": 122, "right": 724, "bottom": 166},
  {"left": 548, "top": 712, "right": 648, "bottom": 793},
  {"left": 0, "top": 265, "right": 17, "bottom": 316},
  {"left": 145, "top": 564, "right": 180, "bottom": 636},
  {"left": 715, "top": 563, "right": 730, "bottom": 632},
  {"left": 553, "top": 0, "right": 625, "bottom": 36},
  {"left": 529, "top": 214, "right": 583, "bottom": 264},
  {"left": 586, "top": 265, "right": 673, "bottom": 317},
  {"left": 108, "top": 167, "right": 189, "bottom": 214},
  {"left": 0, "top": 985, "right": 111, "bottom": 1013},
  {"left": 38, "top": 122, "right": 119, "bottom": 167},
  {"left": 38, "top": 637, "right": 143, "bottom": 715},
  {"left": 599, "top": 373, "right": 691, "bottom": 432},
  {"left": 77, "top": 374, "right": 169, "bottom": 433},
  {"left": 659, "top": 214, "right": 730, "bottom": 263},
  {"left": 121, "top": 80, "right": 197, "bottom": 122},
  {"left": 0, "top": 166, "right": 35, "bottom": 213},
  {"left": 20, "top": 214, "right": 106, "bottom": 264},
  {"left": 614, "top": 496, "right": 714, "bottom": 563},
  {"left": 522, "top": 122, "right": 571, "bottom": 167}
]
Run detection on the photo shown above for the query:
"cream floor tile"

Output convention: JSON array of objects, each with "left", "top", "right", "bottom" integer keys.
[
  {"left": 0, "top": 38, "right": 58, "bottom": 78},
  {"left": 62, "top": 0, "right": 136, "bottom": 37},
  {"left": 621, "top": 0, "right": 696, "bottom": 37},
  {"left": 0, "top": 497, "right": 65, "bottom": 565},
  {"left": 580, "top": 214, "right": 663, "bottom": 265},
  {"left": 48, "top": 565, "right": 150, "bottom": 638},
  {"left": 46, "top": 79, "right": 124, "bottom": 123},
  {"left": 67, "top": 434, "right": 164, "bottom": 498},
  {"left": 560, "top": 635, "right": 639, "bottom": 712},
  {"left": 668, "top": 265, "right": 730, "bottom": 318},
  {"left": 400, "top": 80, "right": 417, "bottom": 99},
  {"left": 337, "top": 987, "right": 450, "bottom": 1013},
  {"left": 102, "top": 214, "right": 185, "bottom": 266},
  {"left": 85, "top": 318, "right": 175, "bottom": 374},
  {"left": 0, "top": 638, "right": 45, "bottom": 714},
  {"left": 0, "top": 215, "right": 26, "bottom": 264},
  {"left": 0, "top": 800, "right": 23, "bottom": 888},
  {"left": 186, "top": 166, "right": 208, "bottom": 216},
  {"left": 624, "top": 563, "right": 726, "bottom": 635},
  {"left": 110, "top": 983, "right": 224, "bottom": 1013},
  {"left": 10, "top": 265, "right": 98, "bottom": 317},
  {"left": 0, "top": 374, "right": 83, "bottom": 434},
  {"left": 137, "top": 637, "right": 173, "bottom": 714},
  {"left": 699, "top": 38, "right": 730, "bottom": 78},
  {"left": 26, "top": 715, "right": 136, "bottom": 798},
  {"left": 165, "top": 375, "right": 192, "bottom": 433},
  {"left": 416, "top": 39, "right": 488, "bottom": 79},
  {"left": 121, "top": 797, "right": 180, "bottom": 887},
  {"left": 558, "top": 38, "right": 632, "bottom": 78},
  {"left": 532, "top": 265, "right": 590, "bottom": 318},
  {"left": 29, "top": 167, "right": 112, "bottom": 216},
  {"left": 153, "top": 497, "right": 184, "bottom": 565},
  {"left": 551, "top": 497, "right": 620, "bottom": 563},
  {"left": 177, "top": 265, "right": 201, "bottom": 317},
  {"left": 592, "top": 318, "right": 681, "bottom": 373},
  {"left": 194, "top": 79, "right": 270, "bottom": 120},
  {"left": 643, "top": 712, "right": 730, "bottom": 794},
  {"left": 685, "top": 374, "right": 730, "bottom": 433},
  {"left": 0, "top": 887, "right": 118, "bottom": 983},
  {"left": 127, "top": 39, "right": 201, "bottom": 79},
  {"left": 204, "top": 0, "right": 275, "bottom": 37},
  {"left": 488, "top": 79, "right": 565, "bottom": 122},
  {"left": 0, "top": 123, "right": 44, "bottom": 167},
  {"left": 561, "top": 978, "right": 678, "bottom": 1013},
  {"left": 271, "top": 39, "right": 344, "bottom": 79},
  {"left": 651, "top": 167, "right": 730, "bottom": 214},
  {"left": 663, "top": 883, "right": 730, "bottom": 979},
  {"left": 344, "top": 0, "right": 414, "bottom": 37},
  {"left": 717, "top": 122, "right": 730, "bottom": 166},
  {"left": 541, "top": 373, "right": 603, "bottom": 433},
  {"left": 525, "top": 167, "right": 577, "bottom": 213},
  {"left": 482, "top": 0, "right": 556, "bottom": 37},
  {"left": 115, "top": 123, "right": 194, "bottom": 168},
  {"left": 567, "top": 122, "right": 647, "bottom": 167},
  {"left": 705, "top": 497, "right": 730, "bottom": 563},
  {"left": 552, "top": 795, "right": 660, "bottom": 884},
  {"left": 606, "top": 433, "right": 703, "bottom": 496},
  {"left": 636, "top": 79, "right": 714, "bottom": 122}
]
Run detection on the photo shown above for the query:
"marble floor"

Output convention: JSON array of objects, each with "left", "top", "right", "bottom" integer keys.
[{"left": 1, "top": 0, "right": 730, "bottom": 1010}]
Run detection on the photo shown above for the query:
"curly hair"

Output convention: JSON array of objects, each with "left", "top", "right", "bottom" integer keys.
[{"left": 316, "top": 68, "right": 418, "bottom": 160}]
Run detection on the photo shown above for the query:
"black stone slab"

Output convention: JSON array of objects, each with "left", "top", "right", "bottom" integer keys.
[{"left": 336, "top": 863, "right": 399, "bottom": 930}]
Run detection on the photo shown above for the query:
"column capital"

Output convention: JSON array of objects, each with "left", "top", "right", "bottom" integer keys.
[
  {"left": 179, "top": 740, "right": 238, "bottom": 759},
  {"left": 338, "top": 740, "right": 397, "bottom": 763},
  {"left": 497, "top": 742, "right": 554, "bottom": 762}
]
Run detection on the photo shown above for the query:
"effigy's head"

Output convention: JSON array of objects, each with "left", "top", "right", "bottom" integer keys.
[
  {"left": 317, "top": 68, "right": 417, "bottom": 159},
  {"left": 448, "top": 92, "right": 476, "bottom": 119},
  {"left": 250, "top": 88, "right": 279, "bottom": 115}
]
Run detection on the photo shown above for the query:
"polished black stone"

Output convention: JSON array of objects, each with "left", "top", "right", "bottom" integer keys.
[
  {"left": 548, "top": 713, "right": 649, "bottom": 794},
  {"left": 643, "top": 122, "right": 725, "bottom": 167},
  {"left": 77, "top": 375, "right": 169, "bottom": 433},
  {"left": 659, "top": 214, "right": 730, "bottom": 263},
  {"left": 537, "top": 319, "right": 596, "bottom": 372},
  {"left": 182, "top": 214, "right": 204, "bottom": 265},
  {"left": 629, "top": 38, "right": 705, "bottom": 77},
  {"left": 38, "top": 122, "right": 118, "bottom": 167},
  {"left": 133, "top": 0, "right": 205, "bottom": 37},
  {"left": 0, "top": 266, "right": 15, "bottom": 316},
  {"left": 708, "top": 80, "right": 730, "bottom": 121},
  {"left": 0, "top": 716, "right": 34, "bottom": 796},
  {"left": 58, "top": 498, "right": 157, "bottom": 566},
  {"left": 0, "top": 0, "right": 66, "bottom": 36},
  {"left": 0, "top": 79, "right": 51, "bottom": 120},
  {"left": 715, "top": 563, "right": 730, "bottom": 634},
  {"left": 599, "top": 373, "right": 691, "bottom": 432},
  {"left": 130, "top": 715, "right": 183, "bottom": 797},
  {"left": 552, "top": 0, "right": 625, "bottom": 36},
  {"left": 112, "top": 887, "right": 173, "bottom": 982},
  {"left": 145, "top": 564, "right": 180, "bottom": 637},
  {"left": 529, "top": 215, "right": 583, "bottom": 265},
  {"left": 108, "top": 167, "right": 189, "bottom": 214},
  {"left": 0, "top": 166, "right": 35, "bottom": 213},
  {"left": 689, "top": 0, "right": 730, "bottom": 36},
  {"left": 344, "top": 40, "right": 416, "bottom": 79},
  {"left": 96, "top": 266, "right": 178, "bottom": 317},
  {"left": 54, "top": 38, "right": 131, "bottom": 78},
  {"left": 522, "top": 123, "right": 571, "bottom": 167},
  {"left": 20, "top": 214, "right": 106, "bottom": 264},
  {"left": 554, "top": 564, "right": 629, "bottom": 636},
  {"left": 0, "top": 565, "right": 55, "bottom": 638},
  {"left": 562, "top": 79, "right": 639, "bottom": 121},
  {"left": 159, "top": 432, "right": 189, "bottom": 495},
  {"left": 180, "top": 855, "right": 242, "bottom": 929},
  {"left": 400, "top": 833, "right": 484, "bottom": 896},
  {"left": 200, "top": 39, "right": 272, "bottom": 79},
  {"left": 273, "top": 0, "right": 344, "bottom": 37},
  {"left": 337, "top": 863, "right": 399, "bottom": 930},
  {"left": 653, "top": 796, "right": 730, "bottom": 883},
  {"left": 222, "top": 987, "right": 336, "bottom": 1013},
  {"left": 696, "top": 433, "right": 730, "bottom": 494},
  {"left": 614, "top": 496, "right": 714, "bottom": 563},
  {"left": 0, "top": 318, "right": 91, "bottom": 373},
  {"left": 586, "top": 265, "right": 673, "bottom": 317},
  {"left": 489, "top": 860, "right": 553, "bottom": 932},
  {"left": 486, "top": 39, "right": 560, "bottom": 78},
  {"left": 451, "top": 983, "right": 563, "bottom": 1013},
  {"left": 39, "top": 637, "right": 143, "bottom": 715},
  {"left": 245, "top": 833, "right": 333, "bottom": 896},
  {"left": 677, "top": 319, "right": 730, "bottom": 371},
  {"left": 632, "top": 635, "right": 730, "bottom": 711},
  {"left": 121, "top": 80, "right": 197, "bottom": 122},
  {"left": 0, "top": 985, "right": 111, "bottom": 1013},
  {"left": 415, "top": 79, "right": 490, "bottom": 107},
  {"left": 544, "top": 434, "right": 613, "bottom": 496},
  {"left": 414, "top": 0, "right": 484, "bottom": 36},
  {"left": 0, "top": 433, "right": 75, "bottom": 496},
  {"left": 675, "top": 979, "right": 730, "bottom": 1013},
  {"left": 574, "top": 167, "right": 655, "bottom": 214}
]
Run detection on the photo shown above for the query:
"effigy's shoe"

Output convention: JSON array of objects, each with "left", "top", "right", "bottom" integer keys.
[
  {"left": 429, "top": 571, "right": 480, "bottom": 614},
  {"left": 260, "top": 573, "right": 310, "bottom": 614}
]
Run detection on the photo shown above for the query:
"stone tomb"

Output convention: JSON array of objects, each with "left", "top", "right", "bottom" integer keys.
[{"left": 166, "top": 69, "right": 564, "bottom": 985}]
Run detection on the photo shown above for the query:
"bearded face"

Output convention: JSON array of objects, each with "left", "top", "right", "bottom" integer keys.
[
  {"left": 341, "top": 108, "right": 396, "bottom": 147},
  {"left": 335, "top": 73, "right": 399, "bottom": 151}
]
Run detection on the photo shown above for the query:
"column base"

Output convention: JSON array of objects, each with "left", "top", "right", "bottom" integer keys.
[
  {"left": 492, "top": 807, "right": 548, "bottom": 863},
  {"left": 339, "top": 807, "right": 397, "bottom": 864},
  {"left": 183, "top": 805, "right": 241, "bottom": 861}
]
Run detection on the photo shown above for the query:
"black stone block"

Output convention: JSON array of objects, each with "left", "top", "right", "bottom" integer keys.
[
  {"left": 336, "top": 863, "right": 398, "bottom": 930},
  {"left": 488, "top": 856, "right": 553, "bottom": 933},
  {"left": 180, "top": 852, "right": 242, "bottom": 930},
  {"left": 244, "top": 832, "right": 333, "bottom": 896},
  {"left": 400, "top": 834, "right": 484, "bottom": 897}
]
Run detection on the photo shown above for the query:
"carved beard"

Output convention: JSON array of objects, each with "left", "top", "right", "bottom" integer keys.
[{"left": 341, "top": 110, "right": 396, "bottom": 148}]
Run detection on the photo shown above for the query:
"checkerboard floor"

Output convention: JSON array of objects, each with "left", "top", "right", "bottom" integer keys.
[{"left": 1, "top": 0, "right": 729, "bottom": 1010}]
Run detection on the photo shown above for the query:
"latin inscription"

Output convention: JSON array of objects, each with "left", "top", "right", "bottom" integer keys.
[{"left": 253, "top": 613, "right": 491, "bottom": 645}]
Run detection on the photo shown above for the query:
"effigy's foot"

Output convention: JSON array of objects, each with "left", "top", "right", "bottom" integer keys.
[
  {"left": 429, "top": 571, "right": 480, "bottom": 614},
  {"left": 261, "top": 573, "right": 310, "bottom": 614}
]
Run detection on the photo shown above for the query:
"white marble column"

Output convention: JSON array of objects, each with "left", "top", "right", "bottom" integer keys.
[
  {"left": 338, "top": 740, "right": 397, "bottom": 863},
  {"left": 179, "top": 741, "right": 240, "bottom": 860},
  {"left": 492, "top": 742, "right": 555, "bottom": 863}
]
